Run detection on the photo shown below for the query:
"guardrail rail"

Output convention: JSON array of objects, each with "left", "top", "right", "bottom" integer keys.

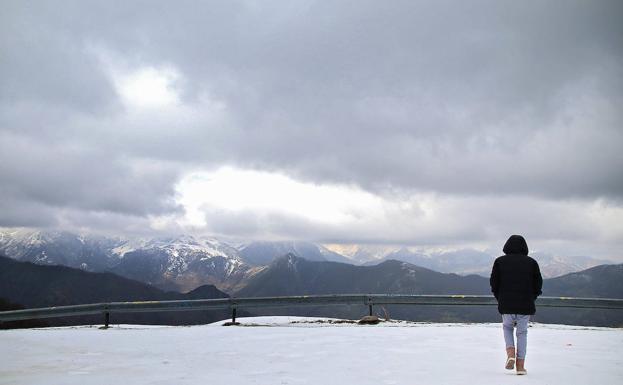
[{"left": 1, "top": 295, "right": 622, "bottom": 328}]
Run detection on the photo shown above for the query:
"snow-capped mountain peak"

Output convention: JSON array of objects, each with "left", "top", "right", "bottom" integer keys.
[{"left": 0, "top": 229, "right": 251, "bottom": 293}]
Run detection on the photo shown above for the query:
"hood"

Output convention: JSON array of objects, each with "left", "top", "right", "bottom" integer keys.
[{"left": 502, "top": 235, "right": 529, "bottom": 256}]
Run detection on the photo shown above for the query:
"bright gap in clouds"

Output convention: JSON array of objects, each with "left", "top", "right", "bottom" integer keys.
[
  {"left": 173, "top": 168, "right": 623, "bottom": 259},
  {"left": 175, "top": 167, "right": 387, "bottom": 227},
  {"left": 113, "top": 66, "right": 181, "bottom": 108}
]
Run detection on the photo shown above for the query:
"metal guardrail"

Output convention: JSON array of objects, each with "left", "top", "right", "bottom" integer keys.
[{"left": 1, "top": 295, "right": 622, "bottom": 328}]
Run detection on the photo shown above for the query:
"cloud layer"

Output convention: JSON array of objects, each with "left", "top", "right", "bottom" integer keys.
[{"left": 1, "top": 1, "right": 622, "bottom": 257}]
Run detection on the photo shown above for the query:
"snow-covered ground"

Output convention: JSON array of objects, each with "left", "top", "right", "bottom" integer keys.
[{"left": 1, "top": 317, "right": 622, "bottom": 385}]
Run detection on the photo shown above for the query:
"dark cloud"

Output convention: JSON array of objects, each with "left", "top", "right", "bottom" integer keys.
[
  {"left": 1, "top": 0, "right": 622, "bottom": 253},
  {"left": 0, "top": 2, "right": 117, "bottom": 112},
  {"left": 0, "top": 130, "right": 181, "bottom": 216},
  {"left": 199, "top": 206, "right": 324, "bottom": 242}
]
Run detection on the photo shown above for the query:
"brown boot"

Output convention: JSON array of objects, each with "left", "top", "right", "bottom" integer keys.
[
  {"left": 516, "top": 358, "right": 527, "bottom": 375},
  {"left": 505, "top": 347, "right": 516, "bottom": 370}
]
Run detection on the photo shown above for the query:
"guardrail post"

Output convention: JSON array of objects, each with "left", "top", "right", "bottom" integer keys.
[
  {"left": 101, "top": 304, "right": 110, "bottom": 330},
  {"left": 223, "top": 302, "right": 240, "bottom": 326}
]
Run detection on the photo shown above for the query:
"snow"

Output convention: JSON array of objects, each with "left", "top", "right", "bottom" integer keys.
[
  {"left": 108, "top": 235, "right": 247, "bottom": 278},
  {"left": 225, "top": 258, "right": 242, "bottom": 276},
  {"left": 110, "top": 235, "right": 239, "bottom": 260},
  {"left": 111, "top": 238, "right": 148, "bottom": 257},
  {"left": 1, "top": 317, "right": 622, "bottom": 385}
]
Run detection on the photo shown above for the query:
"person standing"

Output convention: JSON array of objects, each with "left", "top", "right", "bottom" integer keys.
[{"left": 490, "top": 235, "right": 543, "bottom": 375}]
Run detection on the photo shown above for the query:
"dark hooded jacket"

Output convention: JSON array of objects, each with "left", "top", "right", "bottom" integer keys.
[{"left": 490, "top": 235, "right": 543, "bottom": 315}]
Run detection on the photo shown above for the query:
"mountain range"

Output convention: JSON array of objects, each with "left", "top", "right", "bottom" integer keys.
[
  {"left": 340, "top": 245, "right": 613, "bottom": 278},
  {"left": 0, "top": 229, "right": 258, "bottom": 293},
  {"left": 234, "top": 254, "right": 623, "bottom": 326},
  {"left": 239, "top": 240, "right": 352, "bottom": 265},
  {"left": 236, "top": 254, "right": 490, "bottom": 297},
  {"left": 2, "top": 250, "right": 622, "bottom": 327},
  {"left": 237, "top": 253, "right": 623, "bottom": 299},
  {"left": 0, "top": 255, "right": 230, "bottom": 327},
  {"left": 0, "top": 229, "right": 617, "bottom": 295}
]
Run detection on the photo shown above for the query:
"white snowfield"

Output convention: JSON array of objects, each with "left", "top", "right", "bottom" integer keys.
[{"left": 1, "top": 317, "right": 622, "bottom": 385}]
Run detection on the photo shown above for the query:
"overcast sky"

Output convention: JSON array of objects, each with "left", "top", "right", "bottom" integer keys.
[{"left": 1, "top": 1, "right": 622, "bottom": 259}]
